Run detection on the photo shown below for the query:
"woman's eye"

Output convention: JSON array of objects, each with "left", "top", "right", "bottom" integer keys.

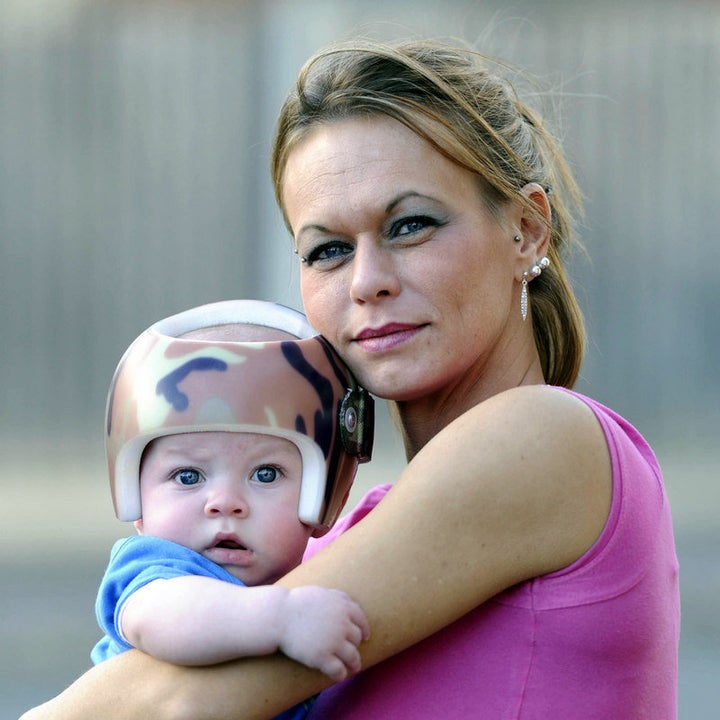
[
  {"left": 173, "top": 469, "right": 203, "bottom": 486},
  {"left": 303, "top": 241, "right": 353, "bottom": 267},
  {"left": 253, "top": 465, "right": 280, "bottom": 484},
  {"left": 392, "top": 215, "right": 437, "bottom": 237}
]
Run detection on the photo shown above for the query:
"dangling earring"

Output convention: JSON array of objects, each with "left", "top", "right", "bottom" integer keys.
[{"left": 520, "top": 256, "right": 550, "bottom": 321}]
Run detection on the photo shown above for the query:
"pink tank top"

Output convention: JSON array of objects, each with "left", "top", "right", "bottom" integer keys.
[{"left": 304, "top": 390, "right": 679, "bottom": 719}]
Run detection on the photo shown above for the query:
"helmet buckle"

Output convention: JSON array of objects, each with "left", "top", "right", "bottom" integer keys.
[{"left": 339, "top": 387, "right": 374, "bottom": 463}]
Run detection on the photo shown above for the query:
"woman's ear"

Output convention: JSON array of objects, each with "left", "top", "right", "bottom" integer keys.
[
  {"left": 516, "top": 182, "right": 551, "bottom": 261},
  {"left": 133, "top": 519, "right": 144, "bottom": 535}
]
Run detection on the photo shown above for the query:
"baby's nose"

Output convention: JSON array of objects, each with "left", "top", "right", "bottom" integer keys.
[{"left": 204, "top": 483, "right": 248, "bottom": 517}]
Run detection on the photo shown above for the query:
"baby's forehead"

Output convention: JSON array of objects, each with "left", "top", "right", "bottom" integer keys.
[{"left": 180, "top": 323, "right": 297, "bottom": 342}]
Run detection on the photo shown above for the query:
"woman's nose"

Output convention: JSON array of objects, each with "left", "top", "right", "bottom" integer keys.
[
  {"left": 349, "top": 240, "right": 401, "bottom": 303},
  {"left": 204, "top": 482, "right": 248, "bottom": 518}
]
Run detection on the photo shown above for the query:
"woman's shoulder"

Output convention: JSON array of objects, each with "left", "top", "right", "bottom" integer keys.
[
  {"left": 485, "top": 382, "right": 599, "bottom": 418},
  {"left": 415, "top": 384, "right": 614, "bottom": 578},
  {"left": 482, "top": 385, "right": 659, "bottom": 475},
  {"left": 466, "top": 384, "right": 613, "bottom": 512},
  {"left": 450, "top": 383, "right": 608, "bottom": 459}
]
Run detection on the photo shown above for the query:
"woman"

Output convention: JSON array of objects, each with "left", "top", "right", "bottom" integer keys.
[{"left": 22, "top": 39, "right": 679, "bottom": 720}]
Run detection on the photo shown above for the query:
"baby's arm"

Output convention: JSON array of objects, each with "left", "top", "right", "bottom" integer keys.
[{"left": 120, "top": 576, "right": 369, "bottom": 681}]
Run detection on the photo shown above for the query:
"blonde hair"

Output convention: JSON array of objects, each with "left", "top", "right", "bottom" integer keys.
[{"left": 272, "top": 39, "right": 586, "bottom": 388}]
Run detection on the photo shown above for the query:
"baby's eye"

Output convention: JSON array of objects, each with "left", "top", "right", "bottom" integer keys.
[
  {"left": 302, "top": 240, "right": 353, "bottom": 267},
  {"left": 253, "top": 465, "right": 280, "bottom": 484},
  {"left": 173, "top": 468, "right": 203, "bottom": 486}
]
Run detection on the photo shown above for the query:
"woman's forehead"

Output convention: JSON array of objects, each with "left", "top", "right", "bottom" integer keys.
[{"left": 283, "top": 117, "right": 468, "bottom": 221}]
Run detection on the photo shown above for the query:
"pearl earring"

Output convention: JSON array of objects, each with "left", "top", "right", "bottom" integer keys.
[{"left": 520, "top": 256, "right": 550, "bottom": 321}]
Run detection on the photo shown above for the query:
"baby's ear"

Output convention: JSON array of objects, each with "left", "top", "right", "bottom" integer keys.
[{"left": 133, "top": 519, "right": 144, "bottom": 535}]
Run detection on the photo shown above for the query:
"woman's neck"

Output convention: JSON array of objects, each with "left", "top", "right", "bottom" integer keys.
[{"left": 394, "top": 352, "right": 546, "bottom": 460}]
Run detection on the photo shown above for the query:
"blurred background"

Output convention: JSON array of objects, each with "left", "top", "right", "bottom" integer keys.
[{"left": 1, "top": 0, "right": 718, "bottom": 717}]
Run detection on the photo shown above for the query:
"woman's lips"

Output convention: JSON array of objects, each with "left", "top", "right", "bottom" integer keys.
[{"left": 354, "top": 323, "right": 425, "bottom": 352}]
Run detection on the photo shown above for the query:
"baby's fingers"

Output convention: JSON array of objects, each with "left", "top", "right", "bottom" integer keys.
[
  {"left": 343, "top": 616, "right": 369, "bottom": 650},
  {"left": 320, "top": 654, "right": 350, "bottom": 683},
  {"left": 348, "top": 601, "right": 371, "bottom": 642},
  {"left": 337, "top": 639, "right": 363, "bottom": 675},
  {"left": 320, "top": 642, "right": 362, "bottom": 682}
]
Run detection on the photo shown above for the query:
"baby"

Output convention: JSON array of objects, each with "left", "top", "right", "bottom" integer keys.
[{"left": 92, "top": 299, "right": 374, "bottom": 719}]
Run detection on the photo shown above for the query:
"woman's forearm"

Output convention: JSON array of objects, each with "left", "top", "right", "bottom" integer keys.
[{"left": 19, "top": 649, "right": 328, "bottom": 720}]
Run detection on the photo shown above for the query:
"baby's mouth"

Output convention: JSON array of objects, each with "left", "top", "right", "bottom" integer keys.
[
  {"left": 206, "top": 533, "right": 253, "bottom": 565},
  {"left": 214, "top": 539, "right": 246, "bottom": 550}
]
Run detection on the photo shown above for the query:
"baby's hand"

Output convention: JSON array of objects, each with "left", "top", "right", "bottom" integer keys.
[{"left": 278, "top": 586, "right": 370, "bottom": 682}]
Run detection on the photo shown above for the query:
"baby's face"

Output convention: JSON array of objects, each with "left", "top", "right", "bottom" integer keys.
[{"left": 135, "top": 431, "right": 313, "bottom": 585}]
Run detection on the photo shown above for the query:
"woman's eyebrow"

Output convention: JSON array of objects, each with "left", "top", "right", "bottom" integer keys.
[
  {"left": 295, "top": 192, "right": 440, "bottom": 239},
  {"left": 296, "top": 223, "right": 329, "bottom": 240},
  {"left": 385, "top": 191, "right": 438, "bottom": 213}
]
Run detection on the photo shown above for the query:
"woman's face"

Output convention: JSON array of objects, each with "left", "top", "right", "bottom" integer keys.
[{"left": 282, "top": 116, "right": 525, "bottom": 402}]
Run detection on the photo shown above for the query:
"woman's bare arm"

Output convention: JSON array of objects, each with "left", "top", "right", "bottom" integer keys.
[
  {"left": 20, "top": 649, "right": 325, "bottom": 720},
  {"left": 20, "top": 386, "right": 611, "bottom": 720}
]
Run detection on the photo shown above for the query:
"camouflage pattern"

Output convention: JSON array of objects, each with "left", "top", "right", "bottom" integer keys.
[{"left": 106, "top": 300, "right": 373, "bottom": 534}]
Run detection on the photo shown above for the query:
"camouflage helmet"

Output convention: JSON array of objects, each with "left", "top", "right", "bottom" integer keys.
[{"left": 105, "top": 299, "right": 373, "bottom": 534}]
